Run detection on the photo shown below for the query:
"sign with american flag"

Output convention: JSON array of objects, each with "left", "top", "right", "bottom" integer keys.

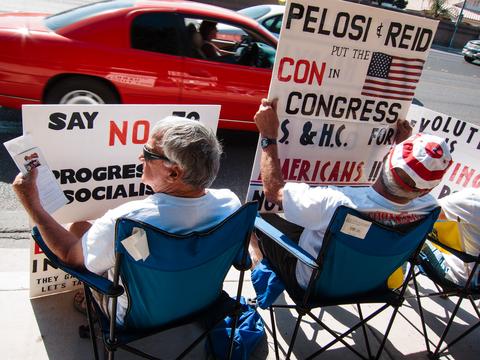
[
  {"left": 362, "top": 52, "right": 424, "bottom": 101},
  {"left": 247, "top": 0, "right": 439, "bottom": 212}
]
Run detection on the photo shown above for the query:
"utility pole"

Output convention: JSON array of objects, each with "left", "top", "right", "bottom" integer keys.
[{"left": 449, "top": 0, "right": 468, "bottom": 48}]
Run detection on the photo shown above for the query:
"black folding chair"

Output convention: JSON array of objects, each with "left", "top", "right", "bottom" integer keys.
[{"left": 255, "top": 205, "right": 440, "bottom": 360}]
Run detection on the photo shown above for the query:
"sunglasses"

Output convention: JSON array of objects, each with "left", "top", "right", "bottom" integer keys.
[{"left": 142, "top": 145, "right": 172, "bottom": 162}]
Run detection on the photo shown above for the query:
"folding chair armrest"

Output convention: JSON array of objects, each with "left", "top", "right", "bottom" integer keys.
[
  {"left": 255, "top": 216, "right": 318, "bottom": 269},
  {"left": 428, "top": 234, "right": 478, "bottom": 263},
  {"left": 31, "top": 227, "right": 124, "bottom": 297}
]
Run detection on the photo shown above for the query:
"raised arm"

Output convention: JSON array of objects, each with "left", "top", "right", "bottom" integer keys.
[
  {"left": 12, "top": 169, "right": 85, "bottom": 269},
  {"left": 254, "top": 98, "right": 285, "bottom": 206}
]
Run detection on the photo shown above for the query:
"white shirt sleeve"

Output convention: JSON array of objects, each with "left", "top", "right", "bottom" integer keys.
[
  {"left": 283, "top": 183, "right": 350, "bottom": 230},
  {"left": 81, "top": 209, "right": 118, "bottom": 274},
  {"left": 440, "top": 188, "right": 480, "bottom": 224}
]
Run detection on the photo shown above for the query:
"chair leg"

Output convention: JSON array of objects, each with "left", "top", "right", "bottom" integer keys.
[
  {"left": 412, "top": 272, "right": 432, "bottom": 354},
  {"left": 84, "top": 287, "right": 100, "bottom": 360},
  {"left": 107, "top": 349, "right": 115, "bottom": 360},
  {"left": 286, "top": 314, "right": 304, "bottom": 360},
  {"left": 269, "top": 306, "right": 280, "bottom": 360},
  {"left": 433, "top": 296, "right": 465, "bottom": 358},
  {"left": 357, "top": 304, "right": 373, "bottom": 359},
  {"left": 374, "top": 303, "right": 403, "bottom": 360}
]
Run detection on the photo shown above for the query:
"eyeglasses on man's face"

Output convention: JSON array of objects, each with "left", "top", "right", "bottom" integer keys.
[{"left": 142, "top": 145, "right": 172, "bottom": 162}]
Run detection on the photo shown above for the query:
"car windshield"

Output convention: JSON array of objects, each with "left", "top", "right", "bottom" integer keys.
[
  {"left": 45, "top": 0, "right": 134, "bottom": 30},
  {"left": 238, "top": 5, "right": 271, "bottom": 20}
]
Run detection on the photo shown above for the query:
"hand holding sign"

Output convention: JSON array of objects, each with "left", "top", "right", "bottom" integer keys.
[
  {"left": 395, "top": 119, "right": 413, "bottom": 144},
  {"left": 13, "top": 168, "right": 42, "bottom": 212},
  {"left": 254, "top": 98, "right": 279, "bottom": 139}
]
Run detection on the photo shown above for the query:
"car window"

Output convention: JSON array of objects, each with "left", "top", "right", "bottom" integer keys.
[
  {"left": 183, "top": 17, "right": 275, "bottom": 69},
  {"left": 45, "top": 0, "right": 134, "bottom": 31},
  {"left": 262, "top": 15, "right": 282, "bottom": 35},
  {"left": 238, "top": 6, "right": 271, "bottom": 20},
  {"left": 131, "top": 12, "right": 182, "bottom": 56}
]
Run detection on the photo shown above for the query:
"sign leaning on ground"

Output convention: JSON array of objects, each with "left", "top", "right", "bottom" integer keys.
[
  {"left": 23, "top": 104, "right": 220, "bottom": 298},
  {"left": 246, "top": 0, "right": 438, "bottom": 212},
  {"left": 407, "top": 104, "right": 480, "bottom": 199}
]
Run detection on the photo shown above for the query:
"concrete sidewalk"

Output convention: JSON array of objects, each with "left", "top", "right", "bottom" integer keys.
[{"left": 1, "top": 240, "right": 479, "bottom": 360}]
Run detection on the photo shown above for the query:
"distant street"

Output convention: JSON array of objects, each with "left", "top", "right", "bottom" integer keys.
[
  {"left": 416, "top": 49, "right": 480, "bottom": 125},
  {"left": 0, "top": 0, "right": 479, "bottom": 214}
]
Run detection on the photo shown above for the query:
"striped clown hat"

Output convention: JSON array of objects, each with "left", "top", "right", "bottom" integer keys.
[{"left": 388, "top": 133, "right": 453, "bottom": 190}]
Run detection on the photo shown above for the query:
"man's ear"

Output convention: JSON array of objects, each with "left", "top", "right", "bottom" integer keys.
[{"left": 168, "top": 164, "right": 183, "bottom": 182}]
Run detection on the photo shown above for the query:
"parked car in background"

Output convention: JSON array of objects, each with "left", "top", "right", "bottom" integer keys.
[
  {"left": 462, "top": 39, "right": 480, "bottom": 64},
  {"left": 0, "top": 0, "right": 277, "bottom": 131},
  {"left": 238, "top": 4, "right": 285, "bottom": 37}
]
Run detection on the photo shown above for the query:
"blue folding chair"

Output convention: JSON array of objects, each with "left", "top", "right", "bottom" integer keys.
[
  {"left": 31, "top": 201, "right": 258, "bottom": 360},
  {"left": 412, "top": 231, "right": 480, "bottom": 359},
  {"left": 254, "top": 205, "right": 440, "bottom": 360}
]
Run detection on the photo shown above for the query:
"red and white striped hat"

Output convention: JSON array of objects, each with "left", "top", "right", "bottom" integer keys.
[{"left": 388, "top": 133, "right": 452, "bottom": 190}]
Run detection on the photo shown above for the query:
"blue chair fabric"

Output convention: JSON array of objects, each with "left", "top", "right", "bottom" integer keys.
[
  {"left": 254, "top": 205, "right": 440, "bottom": 360},
  {"left": 32, "top": 201, "right": 258, "bottom": 360}
]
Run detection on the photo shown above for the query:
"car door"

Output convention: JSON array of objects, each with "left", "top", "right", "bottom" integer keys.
[
  {"left": 178, "top": 17, "right": 275, "bottom": 131},
  {"left": 123, "top": 11, "right": 184, "bottom": 104}
]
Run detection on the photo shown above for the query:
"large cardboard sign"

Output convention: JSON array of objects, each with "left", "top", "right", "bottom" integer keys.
[
  {"left": 246, "top": 0, "right": 438, "bottom": 211},
  {"left": 25, "top": 104, "right": 220, "bottom": 298},
  {"left": 408, "top": 104, "right": 479, "bottom": 199}
]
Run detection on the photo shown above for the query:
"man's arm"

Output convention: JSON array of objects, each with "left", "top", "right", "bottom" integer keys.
[
  {"left": 13, "top": 169, "right": 85, "bottom": 269},
  {"left": 254, "top": 98, "right": 284, "bottom": 206}
]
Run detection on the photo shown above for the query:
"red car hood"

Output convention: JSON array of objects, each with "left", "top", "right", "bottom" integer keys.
[{"left": 0, "top": 12, "right": 51, "bottom": 32}]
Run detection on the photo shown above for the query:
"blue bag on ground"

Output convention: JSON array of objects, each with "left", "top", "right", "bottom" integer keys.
[
  {"left": 251, "top": 259, "right": 286, "bottom": 309},
  {"left": 206, "top": 296, "right": 265, "bottom": 360}
]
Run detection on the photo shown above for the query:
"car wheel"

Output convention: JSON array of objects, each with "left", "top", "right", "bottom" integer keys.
[
  {"left": 464, "top": 55, "right": 474, "bottom": 63},
  {"left": 45, "top": 77, "right": 120, "bottom": 104}
]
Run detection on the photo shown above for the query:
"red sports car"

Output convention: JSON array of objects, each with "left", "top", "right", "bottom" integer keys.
[{"left": 0, "top": 0, "right": 278, "bottom": 131}]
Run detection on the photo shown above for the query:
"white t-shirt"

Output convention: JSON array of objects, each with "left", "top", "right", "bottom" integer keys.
[
  {"left": 81, "top": 189, "right": 241, "bottom": 324},
  {"left": 439, "top": 188, "right": 480, "bottom": 285},
  {"left": 283, "top": 183, "right": 439, "bottom": 289}
]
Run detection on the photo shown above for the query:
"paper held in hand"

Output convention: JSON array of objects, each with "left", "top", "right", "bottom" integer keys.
[{"left": 4, "top": 134, "right": 68, "bottom": 214}]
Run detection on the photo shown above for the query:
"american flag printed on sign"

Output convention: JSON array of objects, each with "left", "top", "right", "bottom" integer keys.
[{"left": 361, "top": 52, "right": 424, "bottom": 101}]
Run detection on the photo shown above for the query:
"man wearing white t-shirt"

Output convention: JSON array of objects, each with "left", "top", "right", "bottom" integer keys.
[
  {"left": 250, "top": 99, "right": 453, "bottom": 296},
  {"left": 13, "top": 117, "right": 240, "bottom": 324},
  {"left": 420, "top": 188, "right": 480, "bottom": 289}
]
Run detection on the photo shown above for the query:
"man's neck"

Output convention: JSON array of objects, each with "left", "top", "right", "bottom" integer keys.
[
  {"left": 161, "top": 185, "right": 206, "bottom": 199},
  {"left": 372, "top": 179, "right": 410, "bottom": 205}
]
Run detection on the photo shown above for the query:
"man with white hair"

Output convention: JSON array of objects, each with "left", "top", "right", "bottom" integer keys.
[
  {"left": 13, "top": 116, "right": 241, "bottom": 324},
  {"left": 250, "top": 99, "right": 453, "bottom": 296}
]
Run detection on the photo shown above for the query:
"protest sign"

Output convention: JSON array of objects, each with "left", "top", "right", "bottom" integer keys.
[
  {"left": 246, "top": 0, "right": 438, "bottom": 212},
  {"left": 24, "top": 104, "right": 220, "bottom": 298},
  {"left": 408, "top": 104, "right": 480, "bottom": 199}
]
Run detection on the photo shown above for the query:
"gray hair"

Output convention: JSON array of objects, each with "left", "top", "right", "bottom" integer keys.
[
  {"left": 151, "top": 116, "right": 222, "bottom": 189},
  {"left": 380, "top": 160, "right": 419, "bottom": 201}
]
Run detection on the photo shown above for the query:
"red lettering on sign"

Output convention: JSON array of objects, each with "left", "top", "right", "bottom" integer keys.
[
  {"left": 34, "top": 243, "right": 43, "bottom": 255},
  {"left": 109, "top": 121, "right": 127, "bottom": 146},
  {"left": 132, "top": 120, "right": 150, "bottom": 144},
  {"left": 109, "top": 120, "right": 151, "bottom": 146},
  {"left": 278, "top": 57, "right": 326, "bottom": 85}
]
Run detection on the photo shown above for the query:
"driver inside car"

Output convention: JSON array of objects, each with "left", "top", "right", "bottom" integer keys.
[{"left": 199, "top": 20, "right": 236, "bottom": 60}]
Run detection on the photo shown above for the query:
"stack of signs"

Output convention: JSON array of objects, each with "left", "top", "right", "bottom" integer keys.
[{"left": 246, "top": 0, "right": 438, "bottom": 212}]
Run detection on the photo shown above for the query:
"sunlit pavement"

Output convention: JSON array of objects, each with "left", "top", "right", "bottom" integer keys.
[{"left": 1, "top": 247, "right": 478, "bottom": 359}]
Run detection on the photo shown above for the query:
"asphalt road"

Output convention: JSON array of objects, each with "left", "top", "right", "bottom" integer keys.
[{"left": 415, "top": 49, "right": 480, "bottom": 124}]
